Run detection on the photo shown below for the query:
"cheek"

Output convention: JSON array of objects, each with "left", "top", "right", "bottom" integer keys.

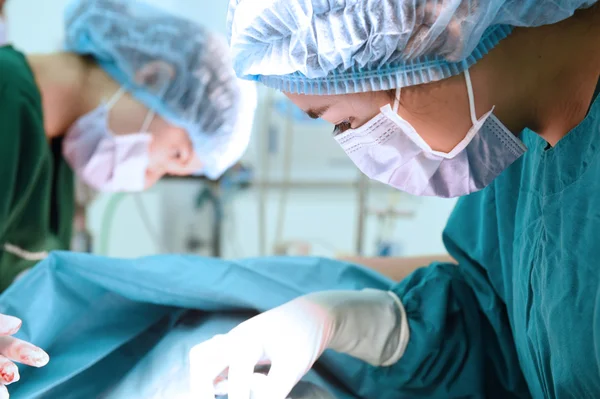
[
  {"left": 348, "top": 95, "right": 392, "bottom": 127},
  {"left": 147, "top": 128, "right": 198, "bottom": 175},
  {"left": 403, "top": 112, "right": 472, "bottom": 153},
  {"left": 147, "top": 132, "right": 166, "bottom": 155},
  {"left": 398, "top": 88, "right": 472, "bottom": 153},
  {"left": 108, "top": 99, "right": 150, "bottom": 135},
  {"left": 148, "top": 126, "right": 188, "bottom": 154},
  {"left": 144, "top": 170, "right": 162, "bottom": 189}
]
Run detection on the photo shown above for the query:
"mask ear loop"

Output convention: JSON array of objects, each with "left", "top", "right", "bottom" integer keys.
[
  {"left": 140, "top": 110, "right": 155, "bottom": 132},
  {"left": 106, "top": 87, "right": 155, "bottom": 132},
  {"left": 463, "top": 68, "right": 479, "bottom": 126},
  {"left": 393, "top": 87, "right": 401, "bottom": 113},
  {"left": 106, "top": 87, "right": 127, "bottom": 110}
]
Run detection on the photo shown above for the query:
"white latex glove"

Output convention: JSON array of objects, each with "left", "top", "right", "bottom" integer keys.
[
  {"left": 0, "top": 314, "right": 49, "bottom": 399},
  {"left": 189, "top": 289, "right": 409, "bottom": 399}
]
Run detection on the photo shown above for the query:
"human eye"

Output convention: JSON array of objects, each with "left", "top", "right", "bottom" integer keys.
[{"left": 332, "top": 120, "right": 352, "bottom": 136}]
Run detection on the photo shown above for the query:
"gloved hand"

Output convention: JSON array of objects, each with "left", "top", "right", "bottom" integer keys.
[
  {"left": 189, "top": 289, "right": 409, "bottom": 399},
  {"left": 0, "top": 314, "right": 49, "bottom": 399}
]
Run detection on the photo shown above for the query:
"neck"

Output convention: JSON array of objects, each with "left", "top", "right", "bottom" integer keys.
[
  {"left": 478, "top": 5, "right": 600, "bottom": 146},
  {"left": 26, "top": 53, "right": 96, "bottom": 139}
]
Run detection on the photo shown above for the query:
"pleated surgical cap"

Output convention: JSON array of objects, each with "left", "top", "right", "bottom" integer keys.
[
  {"left": 227, "top": 0, "right": 597, "bottom": 95},
  {"left": 65, "top": 0, "right": 258, "bottom": 179}
]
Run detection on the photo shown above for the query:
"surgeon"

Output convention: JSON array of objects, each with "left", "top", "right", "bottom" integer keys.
[
  {"left": 0, "top": 0, "right": 255, "bottom": 395},
  {"left": 190, "top": 1, "right": 600, "bottom": 398}
]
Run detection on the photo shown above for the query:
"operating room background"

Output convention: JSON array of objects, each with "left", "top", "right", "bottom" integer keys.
[{"left": 5, "top": 0, "right": 457, "bottom": 259}]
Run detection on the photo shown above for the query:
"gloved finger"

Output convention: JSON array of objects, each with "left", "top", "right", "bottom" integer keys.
[
  {"left": 0, "top": 316, "right": 21, "bottom": 336},
  {"left": 261, "top": 359, "right": 305, "bottom": 399},
  {"left": 0, "top": 356, "right": 19, "bottom": 385},
  {"left": 227, "top": 344, "right": 263, "bottom": 399},
  {"left": 0, "top": 336, "right": 49, "bottom": 367},
  {"left": 189, "top": 335, "right": 230, "bottom": 397},
  {"left": 0, "top": 384, "right": 8, "bottom": 399},
  {"left": 213, "top": 375, "right": 229, "bottom": 396}
]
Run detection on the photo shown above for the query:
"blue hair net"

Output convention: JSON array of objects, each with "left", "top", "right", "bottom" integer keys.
[
  {"left": 227, "top": 0, "right": 597, "bottom": 95},
  {"left": 65, "top": 0, "right": 257, "bottom": 179}
]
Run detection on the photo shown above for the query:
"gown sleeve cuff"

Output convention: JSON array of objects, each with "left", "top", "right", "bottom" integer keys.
[{"left": 381, "top": 290, "right": 410, "bottom": 366}]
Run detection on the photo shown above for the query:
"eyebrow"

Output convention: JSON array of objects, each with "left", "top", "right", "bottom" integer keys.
[{"left": 305, "top": 105, "right": 330, "bottom": 119}]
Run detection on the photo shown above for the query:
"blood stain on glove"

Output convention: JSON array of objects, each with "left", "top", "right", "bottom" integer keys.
[
  {"left": 18, "top": 346, "right": 49, "bottom": 367},
  {"left": 0, "top": 358, "right": 19, "bottom": 384},
  {"left": 0, "top": 316, "right": 21, "bottom": 336}
]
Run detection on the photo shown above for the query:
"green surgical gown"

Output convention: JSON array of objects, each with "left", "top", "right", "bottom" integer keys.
[
  {"left": 378, "top": 89, "right": 600, "bottom": 398},
  {"left": 0, "top": 46, "right": 74, "bottom": 292}
]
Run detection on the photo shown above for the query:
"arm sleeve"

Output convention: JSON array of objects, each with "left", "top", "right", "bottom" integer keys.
[
  {"left": 0, "top": 82, "right": 50, "bottom": 290},
  {"left": 0, "top": 84, "right": 24, "bottom": 233},
  {"left": 368, "top": 187, "right": 531, "bottom": 399}
]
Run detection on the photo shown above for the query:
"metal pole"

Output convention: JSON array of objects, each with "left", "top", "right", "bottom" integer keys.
[
  {"left": 211, "top": 181, "right": 223, "bottom": 258},
  {"left": 258, "top": 90, "right": 275, "bottom": 256},
  {"left": 355, "top": 173, "right": 369, "bottom": 255}
]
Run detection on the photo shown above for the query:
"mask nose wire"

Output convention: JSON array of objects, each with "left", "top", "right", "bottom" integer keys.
[{"left": 463, "top": 68, "right": 479, "bottom": 126}]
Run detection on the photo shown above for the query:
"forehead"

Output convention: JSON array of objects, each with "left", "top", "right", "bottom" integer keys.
[
  {"left": 284, "top": 91, "right": 392, "bottom": 125},
  {"left": 285, "top": 92, "right": 342, "bottom": 111},
  {"left": 285, "top": 92, "right": 381, "bottom": 114}
]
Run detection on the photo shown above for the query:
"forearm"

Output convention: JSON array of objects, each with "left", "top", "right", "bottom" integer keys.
[
  {"left": 339, "top": 254, "right": 456, "bottom": 281},
  {"left": 358, "top": 262, "right": 525, "bottom": 398}
]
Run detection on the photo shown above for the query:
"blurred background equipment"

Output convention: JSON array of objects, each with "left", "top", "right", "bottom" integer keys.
[{"left": 5, "top": 0, "right": 458, "bottom": 260}]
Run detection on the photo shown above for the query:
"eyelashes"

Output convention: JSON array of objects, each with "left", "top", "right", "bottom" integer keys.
[{"left": 332, "top": 120, "right": 352, "bottom": 136}]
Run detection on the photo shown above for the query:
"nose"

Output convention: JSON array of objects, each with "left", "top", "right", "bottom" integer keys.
[
  {"left": 144, "top": 167, "right": 163, "bottom": 190},
  {"left": 147, "top": 148, "right": 189, "bottom": 179},
  {"left": 147, "top": 151, "right": 166, "bottom": 173}
]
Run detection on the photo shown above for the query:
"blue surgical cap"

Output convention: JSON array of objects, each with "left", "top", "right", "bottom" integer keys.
[
  {"left": 65, "top": 0, "right": 257, "bottom": 179},
  {"left": 227, "top": 0, "right": 597, "bottom": 95}
]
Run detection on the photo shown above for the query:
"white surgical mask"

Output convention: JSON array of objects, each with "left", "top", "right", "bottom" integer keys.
[
  {"left": 335, "top": 69, "right": 527, "bottom": 198},
  {"left": 63, "top": 88, "right": 155, "bottom": 193}
]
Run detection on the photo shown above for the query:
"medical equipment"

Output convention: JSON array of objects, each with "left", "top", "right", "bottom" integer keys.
[
  {"left": 65, "top": 0, "right": 257, "bottom": 179},
  {"left": 189, "top": 182, "right": 223, "bottom": 256},
  {"left": 97, "top": 191, "right": 168, "bottom": 255},
  {"left": 133, "top": 194, "right": 166, "bottom": 253},
  {"left": 371, "top": 194, "right": 414, "bottom": 257},
  {"left": 71, "top": 206, "right": 93, "bottom": 253},
  {"left": 227, "top": 0, "right": 596, "bottom": 94},
  {"left": 272, "top": 239, "right": 339, "bottom": 257},
  {"left": 159, "top": 167, "right": 253, "bottom": 257},
  {"left": 72, "top": 179, "right": 99, "bottom": 253}
]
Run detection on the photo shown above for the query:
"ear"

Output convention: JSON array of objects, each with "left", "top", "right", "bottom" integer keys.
[{"left": 135, "top": 61, "right": 175, "bottom": 93}]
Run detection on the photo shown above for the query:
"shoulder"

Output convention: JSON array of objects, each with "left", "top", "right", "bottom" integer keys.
[
  {"left": 0, "top": 46, "right": 41, "bottom": 107},
  {"left": 0, "top": 46, "right": 47, "bottom": 166}
]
